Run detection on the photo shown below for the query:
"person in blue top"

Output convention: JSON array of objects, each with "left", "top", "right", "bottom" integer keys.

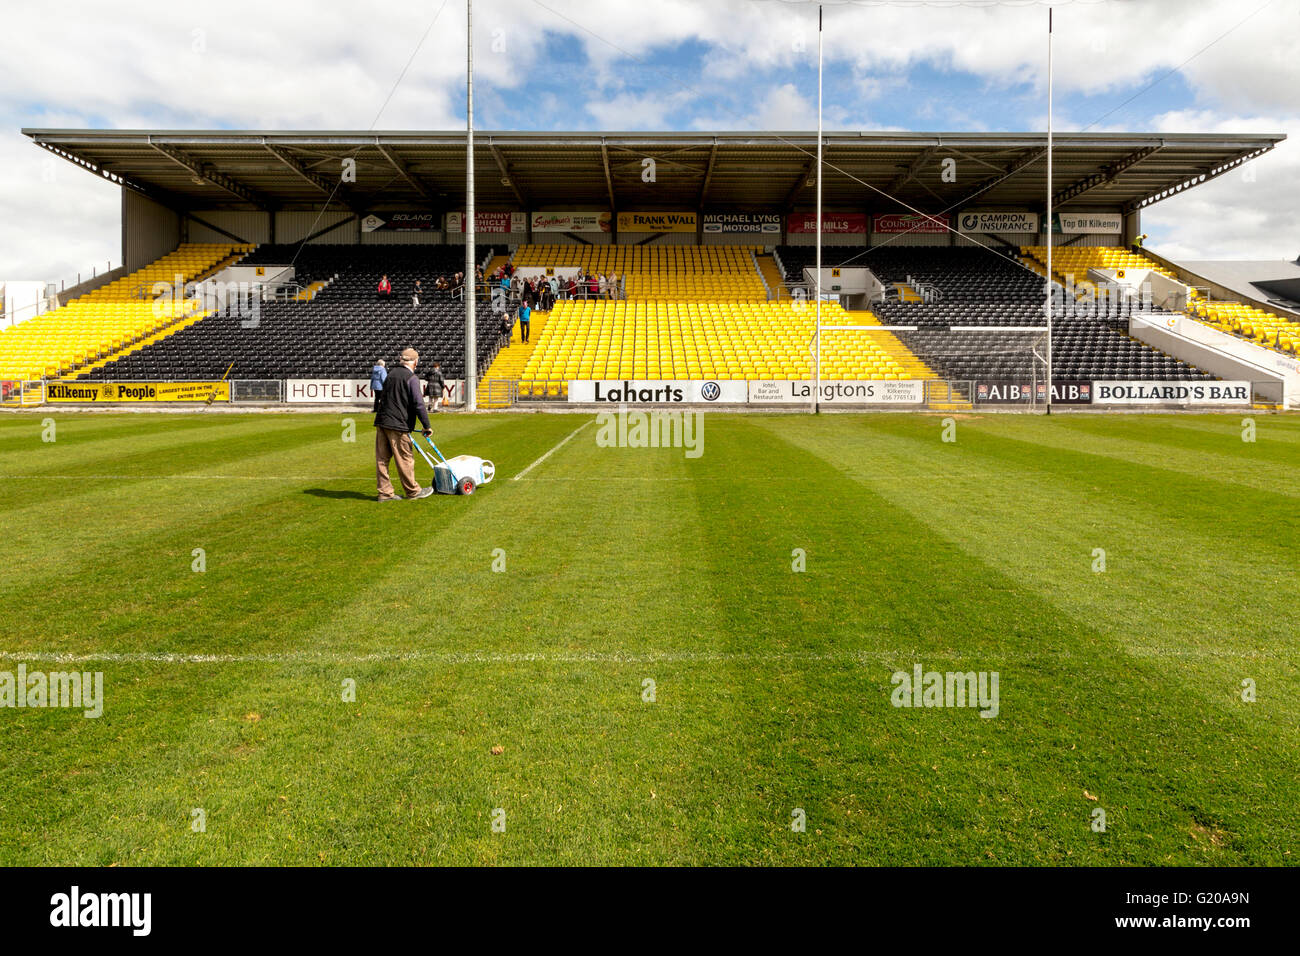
[
  {"left": 370, "top": 359, "right": 387, "bottom": 412},
  {"left": 518, "top": 301, "right": 532, "bottom": 344}
]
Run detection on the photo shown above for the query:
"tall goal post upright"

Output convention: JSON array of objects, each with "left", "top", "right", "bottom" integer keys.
[
  {"left": 1044, "top": 7, "right": 1054, "bottom": 415},
  {"left": 812, "top": 2, "right": 823, "bottom": 414},
  {"left": 464, "top": 0, "right": 477, "bottom": 412}
]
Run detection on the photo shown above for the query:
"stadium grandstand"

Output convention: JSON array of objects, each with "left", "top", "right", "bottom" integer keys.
[{"left": 5, "top": 128, "right": 1295, "bottom": 410}]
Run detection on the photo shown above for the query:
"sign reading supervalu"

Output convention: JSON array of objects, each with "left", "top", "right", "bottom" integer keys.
[
  {"left": 47, "top": 381, "right": 230, "bottom": 403},
  {"left": 530, "top": 211, "right": 611, "bottom": 233},
  {"left": 567, "top": 380, "right": 748, "bottom": 403}
]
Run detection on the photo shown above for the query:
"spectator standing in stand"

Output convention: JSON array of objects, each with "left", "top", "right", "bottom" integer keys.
[{"left": 377, "top": 274, "right": 392, "bottom": 300}]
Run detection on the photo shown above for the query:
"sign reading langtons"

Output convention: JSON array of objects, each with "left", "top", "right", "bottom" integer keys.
[
  {"left": 957, "top": 211, "right": 1040, "bottom": 234},
  {"left": 703, "top": 214, "right": 781, "bottom": 234},
  {"left": 567, "top": 380, "right": 748, "bottom": 404},
  {"left": 748, "top": 380, "right": 924, "bottom": 404},
  {"left": 530, "top": 211, "right": 611, "bottom": 234},
  {"left": 47, "top": 381, "right": 230, "bottom": 403},
  {"left": 1092, "top": 381, "right": 1252, "bottom": 405}
]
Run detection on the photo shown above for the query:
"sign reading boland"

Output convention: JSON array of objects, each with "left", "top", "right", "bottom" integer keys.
[
  {"left": 1092, "top": 381, "right": 1252, "bottom": 405},
  {"left": 703, "top": 214, "right": 781, "bottom": 234},
  {"left": 361, "top": 212, "right": 439, "bottom": 232},
  {"left": 872, "top": 213, "right": 950, "bottom": 235},
  {"left": 47, "top": 382, "right": 230, "bottom": 402},
  {"left": 788, "top": 213, "right": 867, "bottom": 234}
]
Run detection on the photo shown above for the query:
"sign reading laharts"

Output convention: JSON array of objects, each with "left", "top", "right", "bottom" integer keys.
[
  {"left": 788, "top": 212, "right": 867, "bottom": 234},
  {"left": 703, "top": 213, "right": 781, "bottom": 234},
  {"left": 748, "top": 379, "right": 924, "bottom": 404},
  {"left": 568, "top": 380, "right": 747, "bottom": 404},
  {"left": 957, "top": 211, "right": 1040, "bottom": 234},
  {"left": 1093, "top": 381, "right": 1252, "bottom": 405}
]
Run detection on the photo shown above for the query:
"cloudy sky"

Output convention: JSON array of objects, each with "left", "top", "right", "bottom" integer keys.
[{"left": 1, "top": 0, "right": 1296, "bottom": 281}]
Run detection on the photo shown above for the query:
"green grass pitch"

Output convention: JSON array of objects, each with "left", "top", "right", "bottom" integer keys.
[{"left": 0, "top": 410, "right": 1296, "bottom": 865}]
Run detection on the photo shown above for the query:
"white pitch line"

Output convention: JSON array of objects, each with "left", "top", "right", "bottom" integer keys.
[
  {"left": 0, "top": 647, "right": 1279, "bottom": 665},
  {"left": 512, "top": 419, "right": 592, "bottom": 481},
  {"left": 0, "top": 475, "right": 363, "bottom": 481}
]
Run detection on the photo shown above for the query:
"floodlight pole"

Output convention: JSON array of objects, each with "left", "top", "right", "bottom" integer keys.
[
  {"left": 465, "top": 0, "right": 477, "bottom": 411},
  {"left": 1044, "top": 7, "right": 1054, "bottom": 415},
  {"left": 812, "top": 2, "right": 823, "bottom": 415}
]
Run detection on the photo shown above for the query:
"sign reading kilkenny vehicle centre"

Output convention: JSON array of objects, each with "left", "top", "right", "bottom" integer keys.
[
  {"left": 567, "top": 380, "right": 748, "bottom": 403},
  {"left": 957, "top": 211, "right": 1040, "bottom": 234}
]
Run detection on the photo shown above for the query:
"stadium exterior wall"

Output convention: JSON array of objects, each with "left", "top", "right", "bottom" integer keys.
[{"left": 122, "top": 189, "right": 180, "bottom": 272}]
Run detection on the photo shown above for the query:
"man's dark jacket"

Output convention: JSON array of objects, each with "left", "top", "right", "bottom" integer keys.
[{"left": 374, "top": 365, "right": 430, "bottom": 433}]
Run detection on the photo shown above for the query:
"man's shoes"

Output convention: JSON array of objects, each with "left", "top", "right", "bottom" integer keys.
[
  {"left": 410, "top": 487, "right": 436, "bottom": 500},
  {"left": 378, "top": 495, "right": 402, "bottom": 502}
]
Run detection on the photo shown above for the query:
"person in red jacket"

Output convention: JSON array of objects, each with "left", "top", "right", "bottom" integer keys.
[{"left": 377, "top": 275, "right": 392, "bottom": 300}]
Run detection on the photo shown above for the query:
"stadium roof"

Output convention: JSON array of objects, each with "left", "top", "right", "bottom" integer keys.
[{"left": 23, "top": 128, "right": 1284, "bottom": 218}]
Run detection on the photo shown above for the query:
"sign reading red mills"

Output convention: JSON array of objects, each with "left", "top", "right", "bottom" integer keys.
[{"left": 787, "top": 212, "right": 867, "bottom": 234}]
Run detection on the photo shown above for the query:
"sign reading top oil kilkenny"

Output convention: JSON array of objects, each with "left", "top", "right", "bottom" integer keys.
[
  {"left": 47, "top": 381, "right": 231, "bottom": 403},
  {"left": 957, "top": 211, "right": 1040, "bottom": 234},
  {"left": 1092, "top": 381, "right": 1252, "bottom": 405},
  {"left": 702, "top": 214, "right": 781, "bottom": 234},
  {"left": 617, "top": 211, "right": 699, "bottom": 233},
  {"left": 568, "top": 380, "right": 748, "bottom": 403}
]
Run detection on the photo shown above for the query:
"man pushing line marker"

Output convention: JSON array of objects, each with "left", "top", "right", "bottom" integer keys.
[{"left": 373, "top": 347, "right": 435, "bottom": 502}]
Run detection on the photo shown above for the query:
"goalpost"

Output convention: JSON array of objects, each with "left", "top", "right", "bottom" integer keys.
[{"left": 807, "top": 321, "right": 1051, "bottom": 409}]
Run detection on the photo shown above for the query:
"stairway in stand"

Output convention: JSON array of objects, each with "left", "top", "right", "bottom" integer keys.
[{"left": 478, "top": 310, "right": 549, "bottom": 407}]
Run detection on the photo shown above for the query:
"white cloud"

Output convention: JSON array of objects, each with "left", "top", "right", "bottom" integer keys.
[{"left": 0, "top": 0, "right": 1296, "bottom": 279}]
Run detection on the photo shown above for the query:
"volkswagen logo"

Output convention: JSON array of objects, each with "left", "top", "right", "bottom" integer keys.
[{"left": 700, "top": 381, "right": 721, "bottom": 401}]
